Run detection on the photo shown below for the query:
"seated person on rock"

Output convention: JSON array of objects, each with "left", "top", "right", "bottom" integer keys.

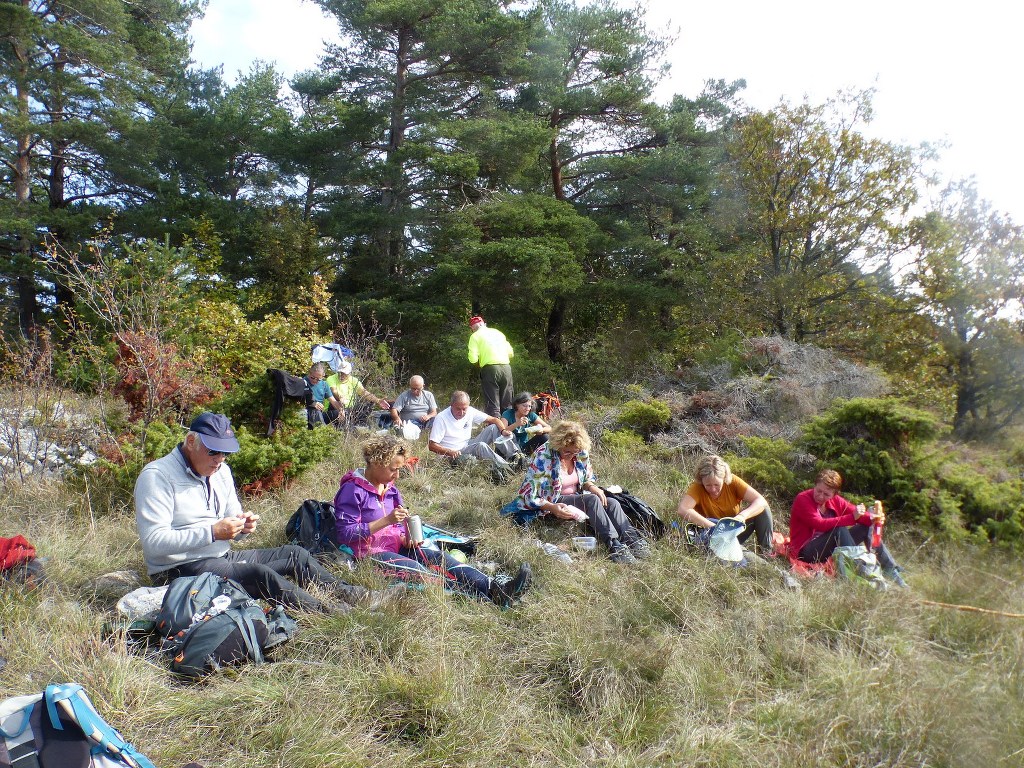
[
  {"left": 134, "top": 412, "right": 370, "bottom": 613},
  {"left": 384, "top": 375, "right": 438, "bottom": 435},
  {"left": 333, "top": 434, "right": 531, "bottom": 607},
  {"left": 306, "top": 362, "right": 342, "bottom": 429},
  {"left": 325, "top": 360, "right": 390, "bottom": 426},
  {"left": 676, "top": 454, "right": 774, "bottom": 556},
  {"left": 501, "top": 392, "right": 551, "bottom": 458},
  {"left": 789, "top": 469, "right": 907, "bottom": 588},
  {"left": 428, "top": 390, "right": 516, "bottom": 472},
  {"left": 514, "top": 420, "right": 651, "bottom": 565}
]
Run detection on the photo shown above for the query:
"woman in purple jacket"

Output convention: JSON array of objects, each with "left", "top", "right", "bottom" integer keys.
[{"left": 333, "top": 434, "right": 531, "bottom": 607}]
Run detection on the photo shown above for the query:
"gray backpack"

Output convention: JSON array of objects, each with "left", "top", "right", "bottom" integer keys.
[{"left": 156, "top": 574, "right": 297, "bottom": 679}]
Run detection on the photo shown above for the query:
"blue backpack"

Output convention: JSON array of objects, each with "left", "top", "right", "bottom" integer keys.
[{"left": 0, "top": 683, "right": 156, "bottom": 768}]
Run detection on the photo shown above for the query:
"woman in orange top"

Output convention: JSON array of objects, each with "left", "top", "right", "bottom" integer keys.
[{"left": 676, "top": 455, "right": 774, "bottom": 555}]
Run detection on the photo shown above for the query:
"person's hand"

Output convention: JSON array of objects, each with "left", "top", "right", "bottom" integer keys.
[
  {"left": 239, "top": 511, "right": 260, "bottom": 534},
  {"left": 388, "top": 506, "right": 410, "bottom": 525},
  {"left": 500, "top": 428, "right": 512, "bottom": 437},
  {"left": 394, "top": 417, "right": 403, "bottom": 428},
  {"left": 378, "top": 399, "right": 390, "bottom": 409},
  {"left": 417, "top": 416, "right": 428, "bottom": 425},
  {"left": 213, "top": 516, "right": 245, "bottom": 541},
  {"left": 591, "top": 487, "right": 607, "bottom": 506},
  {"left": 314, "top": 402, "right": 325, "bottom": 412}
]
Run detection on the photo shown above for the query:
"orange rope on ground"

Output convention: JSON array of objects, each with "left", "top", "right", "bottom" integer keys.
[{"left": 918, "top": 599, "right": 1024, "bottom": 619}]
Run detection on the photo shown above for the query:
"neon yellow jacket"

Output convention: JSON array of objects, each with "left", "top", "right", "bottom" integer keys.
[{"left": 467, "top": 326, "right": 513, "bottom": 366}]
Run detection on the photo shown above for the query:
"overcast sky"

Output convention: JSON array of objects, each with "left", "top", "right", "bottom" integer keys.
[{"left": 191, "top": 0, "right": 1024, "bottom": 222}]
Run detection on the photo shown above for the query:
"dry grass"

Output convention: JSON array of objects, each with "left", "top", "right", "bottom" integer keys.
[{"left": 2, "top": 428, "right": 1024, "bottom": 768}]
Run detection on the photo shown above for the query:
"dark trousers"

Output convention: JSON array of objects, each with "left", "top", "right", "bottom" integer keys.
[
  {"left": 153, "top": 545, "right": 354, "bottom": 613},
  {"left": 371, "top": 547, "right": 491, "bottom": 598},
  {"left": 480, "top": 364, "right": 513, "bottom": 418},
  {"left": 522, "top": 434, "right": 548, "bottom": 456},
  {"left": 561, "top": 493, "right": 639, "bottom": 548},
  {"left": 798, "top": 524, "right": 898, "bottom": 571},
  {"left": 732, "top": 509, "right": 774, "bottom": 552}
]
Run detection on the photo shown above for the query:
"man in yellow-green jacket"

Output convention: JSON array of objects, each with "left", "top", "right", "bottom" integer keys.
[{"left": 467, "top": 315, "right": 514, "bottom": 417}]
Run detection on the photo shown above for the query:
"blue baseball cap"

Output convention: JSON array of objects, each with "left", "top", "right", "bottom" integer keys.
[{"left": 189, "top": 412, "right": 240, "bottom": 453}]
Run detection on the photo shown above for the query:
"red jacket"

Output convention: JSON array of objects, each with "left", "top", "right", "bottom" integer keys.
[
  {"left": 0, "top": 535, "right": 36, "bottom": 570},
  {"left": 789, "top": 489, "right": 872, "bottom": 558}
]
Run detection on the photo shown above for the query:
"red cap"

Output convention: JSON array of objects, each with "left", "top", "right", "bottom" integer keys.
[{"left": 469, "top": 316, "right": 484, "bottom": 328}]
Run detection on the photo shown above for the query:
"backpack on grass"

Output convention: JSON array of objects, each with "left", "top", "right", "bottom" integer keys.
[
  {"left": 604, "top": 489, "right": 667, "bottom": 539},
  {"left": 285, "top": 499, "right": 354, "bottom": 566},
  {"left": 156, "top": 574, "right": 297, "bottom": 679},
  {"left": 832, "top": 545, "right": 888, "bottom": 591},
  {"left": 0, "top": 683, "right": 156, "bottom": 768}
]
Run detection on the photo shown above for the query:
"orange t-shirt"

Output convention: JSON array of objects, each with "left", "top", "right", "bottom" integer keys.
[{"left": 685, "top": 476, "right": 750, "bottom": 519}]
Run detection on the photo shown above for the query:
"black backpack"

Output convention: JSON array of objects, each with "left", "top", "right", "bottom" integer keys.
[
  {"left": 156, "top": 574, "right": 297, "bottom": 680},
  {"left": 605, "top": 489, "right": 667, "bottom": 539},
  {"left": 285, "top": 499, "right": 353, "bottom": 565}
]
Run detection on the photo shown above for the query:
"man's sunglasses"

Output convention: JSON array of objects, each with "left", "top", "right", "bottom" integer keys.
[{"left": 206, "top": 448, "right": 227, "bottom": 457}]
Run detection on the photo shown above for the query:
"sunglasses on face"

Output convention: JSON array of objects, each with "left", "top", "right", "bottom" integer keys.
[{"left": 206, "top": 448, "right": 226, "bottom": 457}]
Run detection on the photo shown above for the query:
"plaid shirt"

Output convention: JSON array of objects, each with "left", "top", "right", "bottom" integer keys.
[{"left": 517, "top": 445, "right": 598, "bottom": 511}]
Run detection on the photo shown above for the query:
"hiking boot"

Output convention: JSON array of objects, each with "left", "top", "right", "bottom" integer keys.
[
  {"left": 508, "top": 562, "right": 532, "bottom": 598},
  {"left": 335, "top": 583, "right": 370, "bottom": 605},
  {"left": 626, "top": 537, "right": 653, "bottom": 560},
  {"left": 489, "top": 562, "right": 532, "bottom": 608},
  {"left": 884, "top": 567, "right": 909, "bottom": 589},
  {"left": 607, "top": 540, "right": 638, "bottom": 565}
]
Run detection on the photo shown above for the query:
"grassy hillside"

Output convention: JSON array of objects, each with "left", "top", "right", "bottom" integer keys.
[{"left": 2, "top": 431, "right": 1023, "bottom": 768}]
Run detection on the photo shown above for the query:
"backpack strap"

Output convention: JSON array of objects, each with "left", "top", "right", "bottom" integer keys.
[
  {"left": 1, "top": 693, "right": 43, "bottom": 768},
  {"left": 227, "top": 610, "right": 265, "bottom": 665},
  {"left": 44, "top": 684, "right": 157, "bottom": 768}
]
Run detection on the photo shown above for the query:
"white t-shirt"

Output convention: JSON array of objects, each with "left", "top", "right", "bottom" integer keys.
[{"left": 429, "top": 406, "right": 489, "bottom": 451}]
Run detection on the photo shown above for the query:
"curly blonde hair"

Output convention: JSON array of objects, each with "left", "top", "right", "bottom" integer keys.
[
  {"left": 695, "top": 455, "right": 731, "bottom": 484},
  {"left": 362, "top": 434, "right": 408, "bottom": 467},
  {"left": 549, "top": 420, "right": 591, "bottom": 454}
]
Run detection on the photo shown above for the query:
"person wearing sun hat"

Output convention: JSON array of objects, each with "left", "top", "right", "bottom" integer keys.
[
  {"left": 466, "top": 315, "right": 514, "bottom": 417},
  {"left": 134, "top": 412, "right": 372, "bottom": 612},
  {"left": 323, "top": 359, "right": 391, "bottom": 427}
]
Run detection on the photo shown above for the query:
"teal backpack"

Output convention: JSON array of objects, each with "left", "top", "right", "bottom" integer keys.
[{"left": 0, "top": 683, "right": 156, "bottom": 768}]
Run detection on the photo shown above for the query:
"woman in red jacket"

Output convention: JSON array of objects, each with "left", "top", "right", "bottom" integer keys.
[{"left": 789, "top": 469, "right": 907, "bottom": 587}]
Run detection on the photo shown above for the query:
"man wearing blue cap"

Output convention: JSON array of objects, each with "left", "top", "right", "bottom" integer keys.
[{"left": 134, "top": 412, "right": 368, "bottom": 612}]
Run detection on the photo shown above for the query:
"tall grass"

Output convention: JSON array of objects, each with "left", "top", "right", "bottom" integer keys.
[{"left": 2, "top": 432, "right": 1023, "bottom": 768}]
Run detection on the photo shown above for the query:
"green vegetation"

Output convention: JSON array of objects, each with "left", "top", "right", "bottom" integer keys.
[{"left": 3, "top": 0, "right": 1024, "bottom": 764}]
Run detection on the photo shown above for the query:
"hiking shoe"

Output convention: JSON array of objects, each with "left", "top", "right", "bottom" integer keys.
[
  {"left": 627, "top": 537, "right": 653, "bottom": 560},
  {"left": 608, "top": 540, "right": 639, "bottom": 565},
  {"left": 508, "top": 562, "right": 532, "bottom": 598},
  {"left": 884, "top": 567, "right": 909, "bottom": 589},
  {"left": 335, "top": 583, "right": 370, "bottom": 605}
]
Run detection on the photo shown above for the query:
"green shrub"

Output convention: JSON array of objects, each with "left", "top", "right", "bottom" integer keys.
[
  {"left": 727, "top": 437, "right": 802, "bottom": 498},
  {"left": 226, "top": 425, "right": 338, "bottom": 488},
  {"left": 616, "top": 399, "right": 671, "bottom": 440},
  {"left": 803, "top": 397, "right": 939, "bottom": 454},
  {"left": 601, "top": 428, "right": 647, "bottom": 456}
]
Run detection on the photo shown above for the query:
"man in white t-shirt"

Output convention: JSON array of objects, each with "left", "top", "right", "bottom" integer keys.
[{"left": 429, "top": 390, "right": 517, "bottom": 472}]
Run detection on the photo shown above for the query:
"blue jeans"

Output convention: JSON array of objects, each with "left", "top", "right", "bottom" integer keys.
[{"left": 370, "top": 547, "right": 490, "bottom": 598}]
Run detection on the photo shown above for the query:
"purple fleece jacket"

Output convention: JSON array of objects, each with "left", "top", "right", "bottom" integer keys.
[{"left": 333, "top": 469, "right": 406, "bottom": 558}]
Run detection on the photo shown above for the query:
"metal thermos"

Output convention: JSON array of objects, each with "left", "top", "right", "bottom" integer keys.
[{"left": 406, "top": 514, "right": 424, "bottom": 545}]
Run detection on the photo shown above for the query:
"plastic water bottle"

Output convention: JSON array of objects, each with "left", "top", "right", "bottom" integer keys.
[
  {"left": 532, "top": 540, "right": 573, "bottom": 564},
  {"left": 870, "top": 500, "right": 884, "bottom": 550}
]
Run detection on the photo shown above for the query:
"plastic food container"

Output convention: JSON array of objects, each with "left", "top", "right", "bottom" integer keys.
[{"left": 571, "top": 536, "right": 597, "bottom": 551}]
